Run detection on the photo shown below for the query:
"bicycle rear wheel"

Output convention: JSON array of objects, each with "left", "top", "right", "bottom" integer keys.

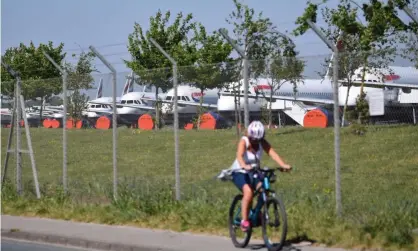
[
  {"left": 261, "top": 196, "right": 287, "bottom": 251},
  {"left": 228, "top": 194, "right": 252, "bottom": 248}
]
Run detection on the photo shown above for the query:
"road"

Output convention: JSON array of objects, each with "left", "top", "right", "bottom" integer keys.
[
  {"left": 1, "top": 239, "right": 92, "bottom": 251},
  {"left": 2, "top": 215, "right": 350, "bottom": 251}
]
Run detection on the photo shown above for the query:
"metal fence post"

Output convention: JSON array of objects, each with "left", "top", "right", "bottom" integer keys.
[
  {"left": 19, "top": 94, "right": 41, "bottom": 198},
  {"left": 89, "top": 46, "right": 118, "bottom": 200},
  {"left": 1, "top": 62, "right": 40, "bottom": 198},
  {"left": 306, "top": 20, "right": 342, "bottom": 217},
  {"left": 148, "top": 37, "right": 181, "bottom": 201},
  {"left": 16, "top": 77, "right": 22, "bottom": 195},
  {"left": 43, "top": 52, "right": 68, "bottom": 194},
  {"left": 402, "top": 6, "right": 418, "bottom": 23},
  {"left": 219, "top": 28, "right": 250, "bottom": 128}
]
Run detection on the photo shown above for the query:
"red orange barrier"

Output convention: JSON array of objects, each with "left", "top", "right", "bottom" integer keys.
[
  {"left": 138, "top": 114, "right": 154, "bottom": 130},
  {"left": 199, "top": 112, "right": 228, "bottom": 130},
  {"left": 66, "top": 119, "right": 83, "bottom": 129},
  {"left": 184, "top": 123, "right": 194, "bottom": 130},
  {"left": 303, "top": 108, "right": 333, "bottom": 128},
  {"left": 43, "top": 119, "right": 52, "bottom": 128},
  {"left": 51, "top": 119, "right": 60, "bottom": 128},
  {"left": 96, "top": 116, "right": 111, "bottom": 130}
]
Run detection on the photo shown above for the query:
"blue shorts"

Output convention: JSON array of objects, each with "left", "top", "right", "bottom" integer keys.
[{"left": 232, "top": 171, "right": 260, "bottom": 191}]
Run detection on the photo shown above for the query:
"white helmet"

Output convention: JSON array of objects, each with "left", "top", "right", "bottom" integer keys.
[{"left": 247, "top": 120, "right": 265, "bottom": 140}]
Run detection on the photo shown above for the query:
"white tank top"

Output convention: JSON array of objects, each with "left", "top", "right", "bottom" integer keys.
[{"left": 230, "top": 136, "right": 263, "bottom": 173}]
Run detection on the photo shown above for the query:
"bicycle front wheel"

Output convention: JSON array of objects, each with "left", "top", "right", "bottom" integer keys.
[{"left": 261, "top": 196, "right": 287, "bottom": 251}]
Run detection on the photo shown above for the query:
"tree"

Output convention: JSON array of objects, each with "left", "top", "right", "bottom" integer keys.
[
  {"left": 262, "top": 39, "right": 305, "bottom": 127},
  {"left": 1, "top": 41, "right": 66, "bottom": 120},
  {"left": 315, "top": 5, "right": 364, "bottom": 126},
  {"left": 63, "top": 51, "right": 97, "bottom": 126},
  {"left": 225, "top": 0, "right": 297, "bottom": 127},
  {"left": 181, "top": 24, "right": 233, "bottom": 128},
  {"left": 226, "top": 0, "right": 286, "bottom": 77},
  {"left": 124, "top": 10, "right": 198, "bottom": 129},
  {"left": 293, "top": 0, "right": 411, "bottom": 124}
]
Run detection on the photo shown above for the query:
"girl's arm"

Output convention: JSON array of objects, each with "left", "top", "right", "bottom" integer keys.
[{"left": 261, "top": 139, "right": 291, "bottom": 169}]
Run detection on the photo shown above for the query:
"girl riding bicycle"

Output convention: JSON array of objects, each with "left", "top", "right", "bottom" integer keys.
[{"left": 229, "top": 120, "right": 292, "bottom": 232}]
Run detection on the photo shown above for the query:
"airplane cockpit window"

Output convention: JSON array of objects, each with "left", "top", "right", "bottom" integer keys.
[
  {"left": 121, "top": 100, "right": 127, "bottom": 104},
  {"left": 185, "top": 96, "right": 190, "bottom": 101},
  {"left": 127, "top": 100, "right": 134, "bottom": 104},
  {"left": 181, "top": 96, "right": 187, "bottom": 101},
  {"left": 165, "top": 96, "right": 172, "bottom": 100},
  {"left": 134, "top": 100, "right": 140, "bottom": 104}
]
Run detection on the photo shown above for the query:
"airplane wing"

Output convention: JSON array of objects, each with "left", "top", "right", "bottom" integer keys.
[
  {"left": 219, "top": 91, "right": 335, "bottom": 105},
  {"left": 339, "top": 80, "right": 418, "bottom": 89},
  {"left": 88, "top": 101, "right": 156, "bottom": 110},
  {"left": 138, "top": 97, "right": 218, "bottom": 109}
]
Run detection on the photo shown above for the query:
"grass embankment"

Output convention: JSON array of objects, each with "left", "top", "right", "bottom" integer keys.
[{"left": 1, "top": 125, "right": 418, "bottom": 250}]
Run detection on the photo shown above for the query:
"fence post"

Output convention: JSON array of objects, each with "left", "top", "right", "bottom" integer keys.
[
  {"left": 43, "top": 52, "right": 68, "bottom": 194},
  {"left": 89, "top": 46, "right": 118, "bottom": 200},
  {"left": 219, "top": 28, "right": 250, "bottom": 128},
  {"left": 402, "top": 6, "right": 418, "bottom": 23},
  {"left": 148, "top": 37, "right": 181, "bottom": 201},
  {"left": 1, "top": 62, "right": 40, "bottom": 198},
  {"left": 306, "top": 20, "right": 342, "bottom": 218}
]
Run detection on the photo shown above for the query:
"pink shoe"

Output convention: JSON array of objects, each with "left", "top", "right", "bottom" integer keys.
[{"left": 240, "top": 220, "right": 250, "bottom": 232}]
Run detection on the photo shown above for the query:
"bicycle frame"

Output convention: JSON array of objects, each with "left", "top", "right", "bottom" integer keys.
[{"left": 233, "top": 167, "right": 278, "bottom": 227}]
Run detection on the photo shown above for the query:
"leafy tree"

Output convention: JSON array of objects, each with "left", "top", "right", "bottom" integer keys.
[
  {"left": 225, "top": 0, "right": 287, "bottom": 82},
  {"left": 181, "top": 24, "right": 233, "bottom": 128},
  {"left": 63, "top": 51, "right": 97, "bottom": 126},
  {"left": 223, "top": 0, "right": 297, "bottom": 129},
  {"left": 124, "top": 10, "right": 198, "bottom": 129},
  {"left": 293, "top": 0, "right": 411, "bottom": 124},
  {"left": 1, "top": 41, "right": 66, "bottom": 120},
  {"left": 315, "top": 5, "right": 363, "bottom": 126},
  {"left": 261, "top": 39, "right": 305, "bottom": 127}
]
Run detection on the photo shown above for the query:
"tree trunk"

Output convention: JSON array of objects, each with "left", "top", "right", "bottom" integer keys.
[
  {"left": 341, "top": 84, "right": 351, "bottom": 127},
  {"left": 197, "top": 89, "right": 204, "bottom": 130},
  {"left": 237, "top": 85, "right": 242, "bottom": 130},
  {"left": 233, "top": 85, "right": 240, "bottom": 139},
  {"left": 40, "top": 96, "right": 44, "bottom": 123},
  {"left": 357, "top": 64, "right": 367, "bottom": 124},
  {"left": 268, "top": 90, "right": 273, "bottom": 128},
  {"left": 155, "top": 88, "right": 160, "bottom": 130}
]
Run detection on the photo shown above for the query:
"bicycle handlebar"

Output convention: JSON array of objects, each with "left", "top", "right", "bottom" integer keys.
[{"left": 242, "top": 163, "right": 293, "bottom": 172}]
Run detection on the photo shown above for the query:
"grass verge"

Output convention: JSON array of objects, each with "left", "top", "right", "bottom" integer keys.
[{"left": 1, "top": 125, "right": 418, "bottom": 250}]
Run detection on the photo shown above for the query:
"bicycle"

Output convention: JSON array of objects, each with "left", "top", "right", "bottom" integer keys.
[{"left": 228, "top": 162, "right": 289, "bottom": 251}]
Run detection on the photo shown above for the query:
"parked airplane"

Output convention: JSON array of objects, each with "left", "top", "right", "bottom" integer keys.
[
  {"left": 218, "top": 65, "right": 418, "bottom": 126},
  {"left": 88, "top": 72, "right": 165, "bottom": 126}
]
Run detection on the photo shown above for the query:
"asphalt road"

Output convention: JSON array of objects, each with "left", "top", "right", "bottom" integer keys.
[
  {"left": 2, "top": 215, "right": 350, "bottom": 251},
  {"left": 1, "top": 239, "right": 92, "bottom": 251}
]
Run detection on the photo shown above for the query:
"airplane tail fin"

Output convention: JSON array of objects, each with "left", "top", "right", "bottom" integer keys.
[
  {"left": 122, "top": 71, "right": 134, "bottom": 97},
  {"left": 128, "top": 75, "right": 134, "bottom": 93},
  {"left": 96, "top": 78, "right": 103, "bottom": 99}
]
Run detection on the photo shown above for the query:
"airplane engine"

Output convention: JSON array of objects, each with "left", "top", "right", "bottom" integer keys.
[{"left": 402, "top": 88, "right": 412, "bottom": 94}]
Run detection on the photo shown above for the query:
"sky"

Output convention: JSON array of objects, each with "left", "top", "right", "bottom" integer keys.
[{"left": 1, "top": 0, "right": 415, "bottom": 98}]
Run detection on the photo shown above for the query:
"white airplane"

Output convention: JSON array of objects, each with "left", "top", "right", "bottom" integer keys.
[
  {"left": 138, "top": 62, "right": 418, "bottom": 127},
  {"left": 218, "top": 65, "right": 418, "bottom": 126},
  {"left": 88, "top": 72, "right": 165, "bottom": 126}
]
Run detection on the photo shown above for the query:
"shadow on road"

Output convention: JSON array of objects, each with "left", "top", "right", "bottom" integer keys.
[
  {"left": 245, "top": 234, "right": 316, "bottom": 251},
  {"left": 246, "top": 243, "right": 302, "bottom": 251}
]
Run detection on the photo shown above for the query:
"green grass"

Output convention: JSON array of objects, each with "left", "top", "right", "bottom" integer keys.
[{"left": 1, "top": 125, "right": 418, "bottom": 250}]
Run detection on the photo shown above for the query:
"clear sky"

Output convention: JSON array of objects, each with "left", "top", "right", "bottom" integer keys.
[{"left": 1, "top": 0, "right": 414, "bottom": 97}]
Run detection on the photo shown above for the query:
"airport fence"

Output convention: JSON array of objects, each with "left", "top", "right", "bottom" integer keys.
[{"left": 1, "top": 49, "right": 417, "bottom": 248}]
